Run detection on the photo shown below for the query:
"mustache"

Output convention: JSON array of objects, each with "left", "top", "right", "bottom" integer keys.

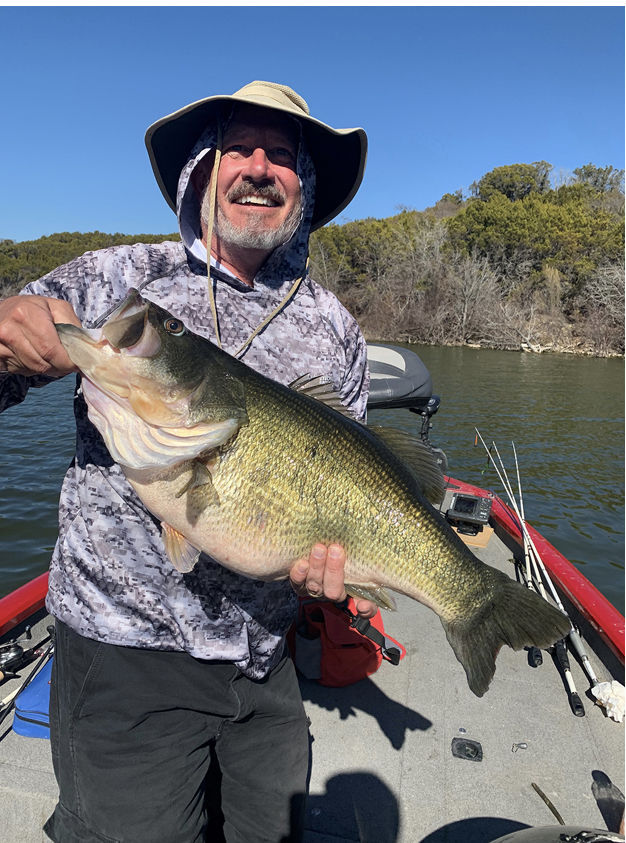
[{"left": 226, "top": 183, "right": 285, "bottom": 205}]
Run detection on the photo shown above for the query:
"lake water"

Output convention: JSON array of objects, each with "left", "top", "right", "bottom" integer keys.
[{"left": 1, "top": 346, "right": 624, "bottom": 612}]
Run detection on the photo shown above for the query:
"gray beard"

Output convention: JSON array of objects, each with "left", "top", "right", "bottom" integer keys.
[{"left": 201, "top": 187, "right": 302, "bottom": 252}]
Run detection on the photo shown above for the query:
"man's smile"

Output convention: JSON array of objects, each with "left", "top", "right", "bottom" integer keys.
[
  {"left": 234, "top": 195, "right": 281, "bottom": 207},
  {"left": 227, "top": 183, "right": 285, "bottom": 210}
]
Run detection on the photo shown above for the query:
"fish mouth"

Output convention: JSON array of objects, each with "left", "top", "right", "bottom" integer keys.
[
  {"left": 101, "top": 289, "right": 151, "bottom": 351},
  {"left": 56, "top": 290, "right": 159, "bottom": 361},
  {"left": 56, "top": 289, "right": 163, "bottom": 405},
  {"left": 57, "top": 290, "right": 202, "bottom": 431}
]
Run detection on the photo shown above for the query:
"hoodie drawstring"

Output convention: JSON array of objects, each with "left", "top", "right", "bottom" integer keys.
[
  {"left": 206, "top": 122, "right": 223, "bottom": 349},
  {"left": 205, "top": 120, "right": 306, "bottom": 359}
]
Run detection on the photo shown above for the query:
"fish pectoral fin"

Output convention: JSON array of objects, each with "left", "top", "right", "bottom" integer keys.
[
  {"left": 176, "top": 460, "right": 218, "bottom": 501},
  {"left": 176, "top": 460, "right": 220, "bottom": 524},
  {"left": 161, "top": 523, "right": 201, "bottom": 573},
  {"left": 345, "top": 584, "right": 397, "bottom": 611}
]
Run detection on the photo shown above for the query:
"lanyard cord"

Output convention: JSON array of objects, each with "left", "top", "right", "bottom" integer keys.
[
  {"left": 233, "top": 267, "right": 305, "bottom": 359},
  {"left": 209, "top": 261, "right": 306, "bottom": 359},
  {"left": 204, "top": 119, "right": 306, "bottom": 359}
]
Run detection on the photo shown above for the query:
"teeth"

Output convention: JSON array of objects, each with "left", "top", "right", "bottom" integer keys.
[{"left": 236, "top": 196, "right": 278, "bottom": 207}]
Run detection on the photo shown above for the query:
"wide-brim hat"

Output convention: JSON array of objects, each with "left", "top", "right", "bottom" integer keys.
[{"left": 145, "top": 80, "right": 367, "bottom": 231}]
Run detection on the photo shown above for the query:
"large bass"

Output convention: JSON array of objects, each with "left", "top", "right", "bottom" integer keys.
[{"left": 57, "top": 290, "right": 569, "bottom": 696}]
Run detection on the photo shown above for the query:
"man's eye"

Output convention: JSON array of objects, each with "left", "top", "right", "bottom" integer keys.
[
  {"left": 226, "top": 144, "right": 249, "bottom": 157},
  {"left": 223, "top": 144, "right": 296, "bottom": 163},
  {"left": 268, "top": 147, "right": 296, "bottom": 166},
  {"left": 273, "top": 147, "right": 295, "bottom": 160}
]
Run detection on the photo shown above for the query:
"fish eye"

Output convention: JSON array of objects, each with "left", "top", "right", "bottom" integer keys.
[{"left": 164, "top": 318, "right": 186, "bottom": 336}]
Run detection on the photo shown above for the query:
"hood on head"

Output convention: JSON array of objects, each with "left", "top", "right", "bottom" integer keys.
[{"left": 176, "top": 111, "right": 316, "bottom": 288}]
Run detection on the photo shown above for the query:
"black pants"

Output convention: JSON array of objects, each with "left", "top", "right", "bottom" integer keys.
[{"left": 44, "top": 622, "right": 309, "bottom": 843}]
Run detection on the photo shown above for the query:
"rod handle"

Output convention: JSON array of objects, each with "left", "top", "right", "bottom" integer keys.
[
  {"left": 569, "top": 692, "right": 585, "bottom": 717},
  {"left": 555, "top": 640, "right": 586, "bottom": 717}
]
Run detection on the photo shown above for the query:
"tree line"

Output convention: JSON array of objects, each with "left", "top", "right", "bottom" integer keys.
[
  {"left": 0, "top": 231, "right": 178, "bottom": 298},
  {"left": 309, "top": 162, "right": 624, "bottom": 356},
  {"left": 1, "top": 162, "right": 623, "bottom": 355}
]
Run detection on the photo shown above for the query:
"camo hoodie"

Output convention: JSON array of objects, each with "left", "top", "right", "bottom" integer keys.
[{"left": 0, "top": 121, "right": 369, "bottom": 678}]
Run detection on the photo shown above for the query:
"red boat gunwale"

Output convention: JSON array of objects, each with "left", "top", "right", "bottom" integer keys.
[
  {"left": 0, "top": 572, "right": 49, "bottom": 638},
  {"left": 447, "top": 475, "right": 625, "bottom": 665}
]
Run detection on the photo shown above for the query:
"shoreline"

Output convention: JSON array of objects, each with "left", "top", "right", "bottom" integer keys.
[{"left": 367, "top": 335, "right": 625, "bottom": 359}]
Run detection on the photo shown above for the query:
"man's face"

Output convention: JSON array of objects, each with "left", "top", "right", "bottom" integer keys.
[{"left": 202, "top": 107, "right": 302, "bottom": 253}]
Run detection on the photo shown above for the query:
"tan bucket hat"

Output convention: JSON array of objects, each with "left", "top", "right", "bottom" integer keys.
[{"left": 145, "top": 80, "right": 367, "bottom": 231}]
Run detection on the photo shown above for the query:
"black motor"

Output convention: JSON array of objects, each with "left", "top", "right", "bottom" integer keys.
[{"left": 366, "top": 343, "right": 447, "bottom": 472}]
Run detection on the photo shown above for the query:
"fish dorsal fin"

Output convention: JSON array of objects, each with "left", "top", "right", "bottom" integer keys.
[
  {"left": 289, "top": 374, "right": 354, "bottom": 418},
  {"left": 370, "top": 427, "right": 445, "bottom": 505}
]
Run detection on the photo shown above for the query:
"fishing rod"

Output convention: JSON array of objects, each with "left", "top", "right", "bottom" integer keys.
[
  {"left": 475, "top": 429, "right": 551, "bottom": 604},
  {"left": 479, "top": 434, "right": 545, "bottom": 663},
  {"left": 507, "top": 442, "right": 601, "bottom": 685},
  {"left": 511, "top": 441, "right": 543, "bottom": 667},
  {"left": 474, "top": 429, "right": 592, "bottom": 715},
  {"left": 480, "top": 432, "right": 585, "bottom": 714},
  {"left": 512, "top": 442, "right": 539, "bottom": 593},
  {"left": 509, "top": 444, "right": 601, "bottom": 687},
  {"left": 490, "top": 439, "right": 548, "bottom": 601}
]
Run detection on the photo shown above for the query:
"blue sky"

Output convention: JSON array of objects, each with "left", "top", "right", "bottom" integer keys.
[{"left": 2, "top": 6, "right": 624, "bottom": 243}]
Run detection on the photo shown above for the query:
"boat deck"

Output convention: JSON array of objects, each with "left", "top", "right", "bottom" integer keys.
[
  {"left": 0, "top": 501, "right": 624, "bottom": 843},
  {"left": 301, "top": 516, "right": 624, "bottom": 842}
]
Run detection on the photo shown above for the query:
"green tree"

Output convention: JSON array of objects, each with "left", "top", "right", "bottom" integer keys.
[
  {"left": 0, "top": 231, "right": 179, "bottom": 298},
  {"left": 472, "top": 162, "right": 553, "bottom": 202},
  {"left": 573, "top": 163, "right": 624, "bottom": 193}
]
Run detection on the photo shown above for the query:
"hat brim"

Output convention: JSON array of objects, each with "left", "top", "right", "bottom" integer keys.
[{"left": 145, "top": 94, "right": 367, "bottom": 231}]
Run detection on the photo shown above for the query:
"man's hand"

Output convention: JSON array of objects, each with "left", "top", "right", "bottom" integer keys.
[
  {"left": 0, "top": 295, "right": 81, "bottom": 377},
  {"left": 289, "top": 543, "right": 378, "bottom": 619}
]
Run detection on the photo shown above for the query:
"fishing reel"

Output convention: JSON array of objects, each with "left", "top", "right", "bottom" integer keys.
[{"left": 0, "top": 625, "right": 54, "bottom": 683}]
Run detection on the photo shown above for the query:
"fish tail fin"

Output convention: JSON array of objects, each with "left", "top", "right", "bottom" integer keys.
[{"left": 441, "top": 573, "right": 570, "bottom": 697}]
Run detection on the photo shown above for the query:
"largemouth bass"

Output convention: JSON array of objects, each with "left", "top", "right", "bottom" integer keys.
[{"left": 56, "top": 290, "right": 569, "bottom": 696}]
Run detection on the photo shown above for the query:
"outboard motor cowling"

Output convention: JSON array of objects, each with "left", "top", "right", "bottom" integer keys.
[{"left": 366, "top": 343, "right": 432, "bottom": 410}]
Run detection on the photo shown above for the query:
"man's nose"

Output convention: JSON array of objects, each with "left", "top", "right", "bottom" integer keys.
[{"left": 242, "top": 147, "right": 272, "bottom": 182}]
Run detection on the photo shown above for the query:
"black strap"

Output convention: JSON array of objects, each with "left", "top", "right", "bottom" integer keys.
[
  {"left": 14, "top": 712, "right": 49, "bottom": 727},
  {"left": 338, "top": 601, "right": 401, "bottom": 665}
]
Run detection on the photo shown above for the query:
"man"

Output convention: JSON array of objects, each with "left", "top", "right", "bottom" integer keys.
[{"left": 0, "top": 81, "right": 375, "bottom": 842}]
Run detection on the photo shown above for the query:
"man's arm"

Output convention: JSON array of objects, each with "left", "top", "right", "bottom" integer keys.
[{"left": 0, "top": 295, "right": 80, "bottom": 377}]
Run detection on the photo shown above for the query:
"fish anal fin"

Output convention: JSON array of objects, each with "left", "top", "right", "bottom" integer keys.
[
  {"left": 345, "top": 583, "right": 397, "bottom": 611},
  {"left": 369, "top": 427, "right": 445, "bottom": 505},
  {"left": 161, "top": 522, "right": 201, "bottom": 573}
]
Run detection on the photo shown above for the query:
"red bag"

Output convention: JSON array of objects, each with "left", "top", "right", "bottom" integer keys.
[{"left": 289, "top": 597, "right": 405, "bottom": 687}]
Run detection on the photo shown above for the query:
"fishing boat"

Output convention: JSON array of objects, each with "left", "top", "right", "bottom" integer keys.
[{"left": 0, "top": 345, "right": 623, "bottom": 843}]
